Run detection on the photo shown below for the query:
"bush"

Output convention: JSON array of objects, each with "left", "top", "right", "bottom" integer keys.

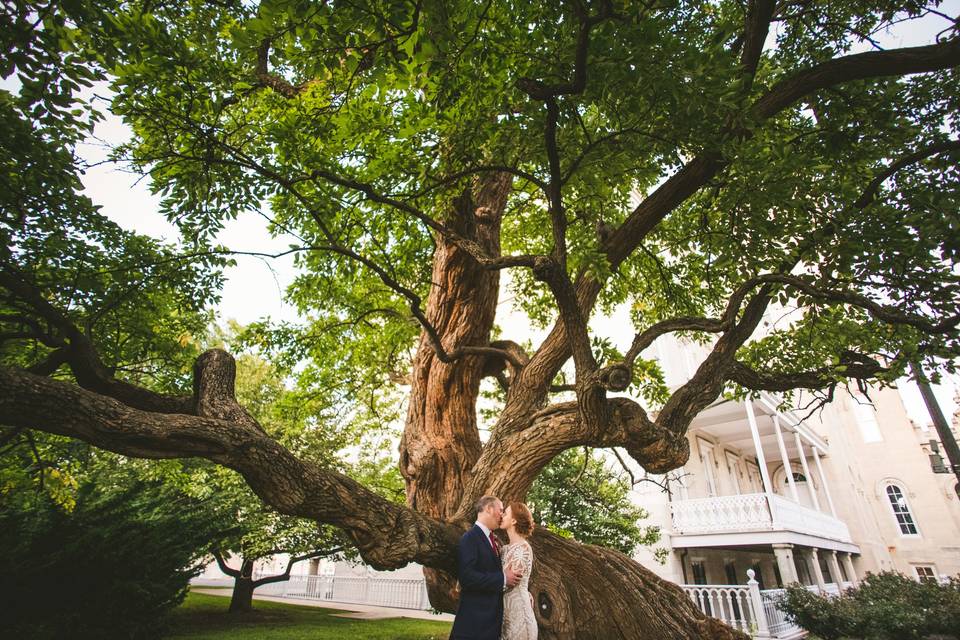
[
  {"left": 778, "top": 571, "right": 960, "bottom": 640},
  {"left": 778, "top": 583, "right": 852, "bottom": 640},
  {"left": 0, "top": 476, "right": 222, "bottom": 640}
]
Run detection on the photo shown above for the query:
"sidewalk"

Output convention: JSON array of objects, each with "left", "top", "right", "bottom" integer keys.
[{"left": 191, "top": 588, "right": 455, "bottom": 622}]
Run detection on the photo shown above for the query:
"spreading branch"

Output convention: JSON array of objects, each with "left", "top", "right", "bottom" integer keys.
[
  {"left": 0, "top": 358, "right": 460, "bottom": 572},
  {"left": 726, "top": 354, "right": 887, "bottom": 392},
  {"left": 854, "top": 138, "right": 960, "bottom": 207},
  {"left": 0, "top": 266, "right": 194, "bottom": 414}
]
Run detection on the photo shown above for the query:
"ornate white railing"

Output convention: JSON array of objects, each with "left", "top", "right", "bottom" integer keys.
[
  {"left": 682, "top": 584, "right": 758, "bottom": 634},
  {"left": 683, "top": 576, "right": 856, "bottom": 639},
  {"left": 757, "top": 588, "right": 801, "bottom": 637},
  {"left": 671, "top": 493, "right": 772, "bottom": 533},
  {"left": 682, "top": 569, "right": 772, "bottom": 638},
  {"left": 670, "top": 492, "right": 852, "bottom": 542},
  {"left": 253, "top": 573, "right": 431, "bottom": 610},
  {"left": 766, "top": 494, "right": 851, "bottom": 541}
]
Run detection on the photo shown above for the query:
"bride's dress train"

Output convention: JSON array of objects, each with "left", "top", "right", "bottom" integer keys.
[{"left": 501, "top": 541, "right": 537, "bottom": 640}]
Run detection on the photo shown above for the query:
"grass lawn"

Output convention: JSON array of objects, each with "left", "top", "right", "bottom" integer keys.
[{"left": 165, "top": 592, "right": 452, "bottom": 640}]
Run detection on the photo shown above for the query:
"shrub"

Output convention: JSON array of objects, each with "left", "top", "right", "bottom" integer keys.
[
  {"left": 778, "top": 571, "right": 960, "bottom": 640},
  {"left": 0, "top": 476, "right": 222, "bottom": 640},
  {"left": 778, "top": 583, "right": 857, "bottom": 640}
]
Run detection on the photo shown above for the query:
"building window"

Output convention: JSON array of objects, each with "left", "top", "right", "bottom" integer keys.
[
  {"left": 885, "top": 484, "right": 919, "bottom": 535},
  {"left": 691, "top": 560, "right": 708, "bottom": 585},
  {"left": 852, "top": 396, "right": 883, "bottom": 442},
  {"left": 913, "top": 565, "right": 937, "bottom": 582}
]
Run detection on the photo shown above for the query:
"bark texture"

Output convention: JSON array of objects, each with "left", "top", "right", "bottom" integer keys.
[
  {"left": 228, "top": 559, "right": 256, "bottom": 614},
  {"left": 529, "top": 529, "right": 743, "bottom": 640},
  {"left": 390, "top": 175, "right": 738, "bottom": 637},
  {"left": 399, "top": 174, "right": 512, "bottom": 608}
]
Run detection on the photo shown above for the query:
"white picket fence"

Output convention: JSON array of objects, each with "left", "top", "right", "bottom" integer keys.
[{"left": 252, "top": 572, "right": 432, "bottom": 610}]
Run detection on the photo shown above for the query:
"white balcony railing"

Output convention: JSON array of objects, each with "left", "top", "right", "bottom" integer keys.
[{"left": 670, "top": 492, "right": 852, "bottom": 542}]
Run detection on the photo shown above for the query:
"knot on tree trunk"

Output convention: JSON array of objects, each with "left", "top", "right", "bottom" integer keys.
[
  {"left": 194, "top": 349, "right": 237, "bottom": 404},
  {"left": 532, "top": 256, "right": 560, "bottom": 282},
  {"left": 597, "top": 363, "right": 631, "bottom": 391},
  {"left": 607, "top": 398, "right": 691, "bottom": 473}
]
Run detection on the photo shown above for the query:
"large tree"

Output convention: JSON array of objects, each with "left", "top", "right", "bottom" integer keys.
[{"left": 3, "top": 1, "right": 960, "bottom": 638}]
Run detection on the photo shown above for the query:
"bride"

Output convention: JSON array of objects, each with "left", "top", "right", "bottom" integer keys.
[{"left": 500, "top": 502, "right": 537, "bottom": 640}]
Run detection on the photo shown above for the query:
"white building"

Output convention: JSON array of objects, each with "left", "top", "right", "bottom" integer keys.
[
  {"left": 632, "top": 337, "right": 960, "bottom": 585},
  {"left": 625, "top": 336, "right": 960, "bottom": 637}
]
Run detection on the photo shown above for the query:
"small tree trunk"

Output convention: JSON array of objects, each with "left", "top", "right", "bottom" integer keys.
[{"left": 228, "top": 559, "right": 256, "bottom": 613}]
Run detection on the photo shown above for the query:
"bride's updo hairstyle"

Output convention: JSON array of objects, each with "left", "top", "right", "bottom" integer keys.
[{"left": 508, "top": 502, "right": 535, "bottom": 536}]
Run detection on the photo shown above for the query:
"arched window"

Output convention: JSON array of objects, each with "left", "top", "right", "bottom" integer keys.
[
  {"left": 885, "top": 484, "right": 919, "bottom": 536},
  {"left": 783, "top": 472, "right": 806, "bottom": 484}
]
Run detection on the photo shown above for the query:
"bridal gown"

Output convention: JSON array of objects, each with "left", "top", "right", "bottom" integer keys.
[{"left": 500, "top": 540, "right": 538, "bottom": 640}]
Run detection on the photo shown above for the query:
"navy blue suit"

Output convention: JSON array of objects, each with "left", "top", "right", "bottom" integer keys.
[{"left": 449, "top": 525, "right": 504, "bottom": 640}]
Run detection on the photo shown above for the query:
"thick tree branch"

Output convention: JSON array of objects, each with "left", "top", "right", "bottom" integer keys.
[
  {"left": 211, "top": 548, "right": 242, "bottom": 579},
  {"left": 456, "top": 395, "right": 688, "bottom": 521},
  {"left": 727, "top": 356, "right": 887, "bottom": 392},
  {"left": 751, "top": 37, "right": 960, "bottom": 121},
  {"left": 251, "top": 547, "right": 346, "bottom": 587},
  {"left": 605, "top": 39, "right": 960, "bottom": 274},
  {"left": 0, "top": 267, "right": 194, "bottom": 414},
  {"left": 740, "top": 0, "right": 776, "bottom": 87},
  {"left": 255, "top": 38, "right": 312, "bottom": 98},
  {"left": 0, "top": 360, "right": 460, "bottom": 571}
]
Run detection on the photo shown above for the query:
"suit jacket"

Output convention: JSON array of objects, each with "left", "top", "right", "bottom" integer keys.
[{"left": 449, "top": 524, "right": 504, "bottom": 640}]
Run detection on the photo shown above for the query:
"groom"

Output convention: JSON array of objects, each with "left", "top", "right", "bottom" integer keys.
[{"left": 449, "top": 495, "right": 522, "bottom": 640}]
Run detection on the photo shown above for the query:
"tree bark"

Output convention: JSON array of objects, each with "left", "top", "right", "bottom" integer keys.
[
  {"left": 530, "top": 529, "right": 743, "bottom": 640},
  {"left": 228, "top": 559, "right": 257, "bottom": 614},
  {"left": 399, "top": 173, "right": 512, "bottom": 607},
  {"left": 391, "top": 173, "right": 743, "bottom": 637}
]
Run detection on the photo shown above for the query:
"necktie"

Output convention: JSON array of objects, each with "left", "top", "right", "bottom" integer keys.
[{"left": 489, "top": 531, "right": 500, "bottom": 556}]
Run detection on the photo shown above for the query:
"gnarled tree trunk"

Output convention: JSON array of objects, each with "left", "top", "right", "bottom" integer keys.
[{"left": 397, "top": 175, "right": 743, "bottom": 639}]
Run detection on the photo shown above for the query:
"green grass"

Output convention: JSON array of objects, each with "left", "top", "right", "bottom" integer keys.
[{"left": 164, "top": 592, "right": 451, "bottom": 640}]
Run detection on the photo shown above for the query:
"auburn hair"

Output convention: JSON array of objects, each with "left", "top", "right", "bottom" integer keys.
[{"left": 508, "top": 501, "right": 535, "bottom": 536}]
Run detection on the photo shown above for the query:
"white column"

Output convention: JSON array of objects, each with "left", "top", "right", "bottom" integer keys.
[
  {"left": 841, "top": 553, "right": 859, "bottom": 587},
  {"left": 773, "top": 415, "right": 799, "bottom": 502},
  {"left": 793, "top": 431, "right": 821, "bottom": 510},
  {"left": 772, "top": 543, "right": 799, "bottom": 585},
  {"left": 808, "top": 549, "right": 827, "bottom": 592},
  {"left": 812, "top": 447, "right": 838, "bottom": 517},
  {"left": 826, "top": 550, "right": 843, "bottom": 587},
  {"left": 745, "top": 400, "right": 774, "bottom": 495}
]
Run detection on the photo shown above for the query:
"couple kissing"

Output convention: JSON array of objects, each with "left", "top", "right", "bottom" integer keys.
[{"left": 450, "top": 495, "right": 537, "bottom": 640}]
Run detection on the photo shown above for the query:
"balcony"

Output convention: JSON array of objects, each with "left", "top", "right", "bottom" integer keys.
[{"left": 670, "top": 492, "right": 856, "bottom": 551}]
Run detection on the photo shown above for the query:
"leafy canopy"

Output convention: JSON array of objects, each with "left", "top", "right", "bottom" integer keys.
[{"left": 95, "top": 0, "right": 960, "bottom": 401}]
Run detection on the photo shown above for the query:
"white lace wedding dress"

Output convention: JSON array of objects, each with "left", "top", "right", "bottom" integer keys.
[{"left": 501, "top": 540, "right": 537, "bottom": 640}]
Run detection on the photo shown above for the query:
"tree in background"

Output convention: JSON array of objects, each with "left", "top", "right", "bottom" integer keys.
[
  {"left": 3, "top": 2, "right": 960, "bottom": 638},
  {"left": 189, "top": 345, "right": 361, "bottom": 614},
  {"left": 528, "top": 448, "right": 661, "bottom": 557}
]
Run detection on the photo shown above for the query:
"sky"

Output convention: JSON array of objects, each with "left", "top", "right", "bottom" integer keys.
[{"left": 72, "top": 4, "right": 960, "bottom": 427}]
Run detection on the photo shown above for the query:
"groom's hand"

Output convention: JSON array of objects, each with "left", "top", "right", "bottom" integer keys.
[{"left": 505, "top": 567, "right": 522, "bottom": 588}]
